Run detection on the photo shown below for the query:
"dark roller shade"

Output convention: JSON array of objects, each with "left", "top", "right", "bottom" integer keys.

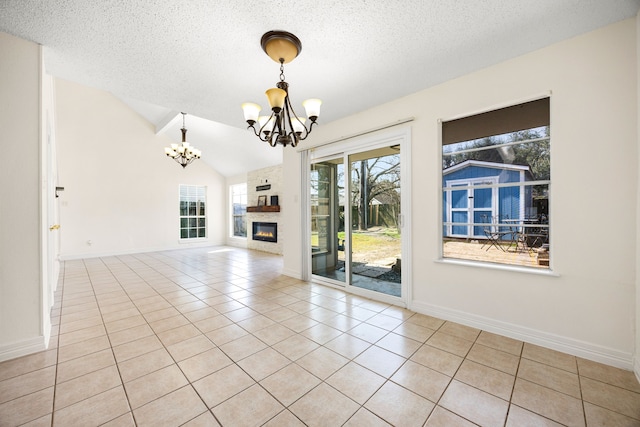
[{"left": 442, "top": 98, "right": 550, "bottom": 146}]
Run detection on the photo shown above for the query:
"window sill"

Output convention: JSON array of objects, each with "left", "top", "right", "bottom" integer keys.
[{"left": 436, "top": 257, "right": 559, "bottom": 276}]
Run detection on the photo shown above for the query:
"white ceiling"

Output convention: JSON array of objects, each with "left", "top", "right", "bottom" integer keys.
[{"left": 1, "top": 0, "right": 638, "bottom": 176}]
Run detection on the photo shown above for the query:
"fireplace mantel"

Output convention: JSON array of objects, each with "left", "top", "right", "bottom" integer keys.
[{"left": 247, "top": 205, "right": 280, "bottom": 213}]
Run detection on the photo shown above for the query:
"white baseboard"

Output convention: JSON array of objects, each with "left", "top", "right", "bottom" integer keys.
[
  {"left": 0, "top": 336, "right": 48, "bottom": 363},
  {"left": 59, "top": 241, "right": 227, "bottom": 261},
  {"left": 410, "top": 301, "right": 634, "bottom": 370},
  {"left": 282, "top": 268, "right": 303, "bottom": 280},
  {"left": 634, "top": 356, "right": 640, "bottom": 384}
]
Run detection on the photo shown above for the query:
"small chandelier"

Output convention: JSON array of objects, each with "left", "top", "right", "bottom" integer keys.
[
  {"left": 242, "top": 31, "right": 322, "bottom": 148},
  {"left": 164, "top": 112, "right": 201, "bottom": 168}
]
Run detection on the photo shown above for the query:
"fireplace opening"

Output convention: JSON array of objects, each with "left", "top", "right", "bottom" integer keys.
[{"left": 252, "top": 222, "right": 277, "bottom": 243}]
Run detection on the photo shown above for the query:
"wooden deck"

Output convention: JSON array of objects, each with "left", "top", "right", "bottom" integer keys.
[{"left": 443, "top": 240, "right": 547, "bottom": 269}]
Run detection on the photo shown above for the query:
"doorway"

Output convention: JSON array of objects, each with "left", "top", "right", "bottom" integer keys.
[{"left": 307, "top": 128, "right": 411, "bottom": 304}]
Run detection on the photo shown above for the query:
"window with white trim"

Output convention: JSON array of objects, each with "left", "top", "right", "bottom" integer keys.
[
  {"left": 179, "top": 185, "right": 206, "bottom": 239},
  {"left": 442, "top": 98, "right": 550, "bottom": 269},
  {"left": 230, "top": 183, "right": 247, "bottom": 238}
]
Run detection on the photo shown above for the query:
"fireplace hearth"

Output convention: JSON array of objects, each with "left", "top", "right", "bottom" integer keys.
[{"left": 252, "top": 222, "right": 277, "bottom": 243}]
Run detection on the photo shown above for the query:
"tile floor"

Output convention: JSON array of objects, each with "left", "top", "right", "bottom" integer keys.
[{"left": 1, "top": 246, "right": 639, "bottom": 426}]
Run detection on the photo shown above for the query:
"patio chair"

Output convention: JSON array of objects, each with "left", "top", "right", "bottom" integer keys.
[{"left": 480, "top": 215, "right": 506, "bottom": 251}]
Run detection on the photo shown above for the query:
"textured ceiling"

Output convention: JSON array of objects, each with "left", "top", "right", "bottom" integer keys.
[{"left": 1, "top": 0, "right": 638, "bottom": 176}]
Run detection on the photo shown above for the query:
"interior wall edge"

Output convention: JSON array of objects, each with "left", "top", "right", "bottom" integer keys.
[{"left": 0, "top": 336, "right": 47, "bottom": 363}]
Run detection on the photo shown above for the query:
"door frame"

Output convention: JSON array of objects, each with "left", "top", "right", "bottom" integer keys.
[{"left": 303, "top": 126, "right": 412, "bottom": 306}]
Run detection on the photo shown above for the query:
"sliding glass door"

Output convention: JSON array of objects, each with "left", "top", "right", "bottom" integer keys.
[{"left": 308, "top": 131, "right": 408, "bottom": 302}]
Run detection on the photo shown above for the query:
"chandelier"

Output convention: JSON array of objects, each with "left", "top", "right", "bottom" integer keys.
[
  {"left": 164, "top": 112, "right": 201, "bottom": 168},
  {"left": 242, "top": 31, "right": 322, "bottom": 148}
]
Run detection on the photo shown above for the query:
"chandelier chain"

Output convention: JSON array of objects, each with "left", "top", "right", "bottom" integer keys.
[{"left": 279, "top": 61, "right": 285, "bottom": 82}]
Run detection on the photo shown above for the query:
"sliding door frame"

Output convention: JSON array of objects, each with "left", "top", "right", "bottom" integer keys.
[{"left": 302, "top": 126, "right": 412, "bottom": 307}]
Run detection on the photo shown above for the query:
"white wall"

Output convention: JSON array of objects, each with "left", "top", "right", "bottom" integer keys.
[
  {"left": 56, "top": 79, "right": 227, "bottom": 259},
  {"left": 284, "top": 19, "right": 638, "bottom": 368},
  {"left": 0, "top": 32, "right": 45, "bottom": 360}
]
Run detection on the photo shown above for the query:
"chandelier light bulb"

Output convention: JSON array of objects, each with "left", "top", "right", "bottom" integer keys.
[{"left": 164, "top": 112, "right": 201, "bottom": 168}]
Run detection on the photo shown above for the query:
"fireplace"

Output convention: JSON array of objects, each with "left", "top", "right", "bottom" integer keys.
[{"left": 252, "top": 222, "right": 277, "bottom": 243}]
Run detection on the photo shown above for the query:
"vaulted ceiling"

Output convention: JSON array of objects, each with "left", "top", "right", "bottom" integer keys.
[{"left": 1, "top": 1, "right": 638, "bottom": 176}]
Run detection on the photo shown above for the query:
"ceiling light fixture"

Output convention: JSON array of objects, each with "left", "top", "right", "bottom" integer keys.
[
  {"left": 164, "top": 112, "right": 201, "bottom": 168},
  {"left": 242, "top": 30, "right": 322, "bottom": 148}
]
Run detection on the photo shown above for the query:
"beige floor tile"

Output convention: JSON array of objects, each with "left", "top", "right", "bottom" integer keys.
[
  {"left": 133, "top": 385, "right": 207, "bottom": 427},
  {"left": 143, "top": 306, "right": 181, "bottom": 323},
  {"left": 193, "top": 314, "right": 233, "bottom": 333},
  {"left": 583, "top": 401, "right": 640, "bottom": 426},
  {"left": 273, "top": 334, "right": 320, "bottom": 361},
  {"left": 193, "top": 364, "right": 255, "bottom": 408},
  {"left": 476, "top": 331, "right": 523, "bottom": 356},
  {"left": 506, "top": 404, "right": 566, "bottom": 426},
  {"left": 326, "top": 362, "right": 386, "bottom": 404},
  {"left": 112, "top": 335, "right": 164, "bottom": 363},
  {"left": 104, "top": 314, "right": 147, "bottom": 334},
  {"left": 179, "top": 347, "right": 233, "bottom": 382},
  {"left": 365, "top": 381, "right": 435, "bottom": 426},
  {"left": 212, "top": 384, "right": 284, "bottom": 426},
  {"left": 426, "top": 331, "right": 474, "bottom": 357},
  {"left": 375, "top": 332, "right": 421, "bottom": 358},
  {"left": 410, "top": 344, "right": 463, "bottom": 376},
  {"left": 324, "top": 333, "right": 371, "bottom": 359},
  {"left": 183, "top": 306, "right": 220, "bottom": 323},
  {"left": 124, "top": 364, "right": 188, "bottom": 409},
  {"left": 467, "top": 343, "right": 520, "bottom": 375},
  {"left": 391, "top": 360, "right": 451, "bottom": 402},
  {"left": 0, "top": 386, "right": 54, "bottom": 426},
  {"left": 439, "top": 321, "right": 481, "bottom": 342},
  {"left": 53, "top": 385, "right": 130, "bottom": 426},
  {"left": 54, "top": 365, "right": 121, "bottom": 409},
  {"left": 156, "top": 322, "right": 201, "bottom": 346},
  {"left": 0, "top": 365, "right": 56, "bottom": 404},
  {"left": 321, "top": 313, "right": 361, "bottom": 332},
  {"left": 581, "top": 376, "right": 640, "bottom": 420},
  {"left": 263, "top": 409, "right": 306, "bottom": 426},
  {"left": 237, "top": 347, "right": 291, "bottom": 381},
  {"left": 0, "top": 349, "right": 57, "bottom": 382},
  {"left": 300, "top": 323, "right": 343, "bottom": 345},
  {"left": 101, "top": 411, "right": 136, "bottom": 426},
  {"left": 365, "top": 313, "right": 405, "bottom": 331},
  {"left": 205, "top": 323, "right": 249, "bottom": 346},
  {"left": 354, "top": 345, "right": 406, "bottom": 377},
  {"left": 219, "top": 334, "right": 267, "bottom": 361},
  {"left": 100, "top": 301, "right": 137, "bottom": 314},
  {"left": 280, "top": 314, "right": 320, "bottom": 332},
  {"left": 58, "top": 324, "right": 107, "bottom": 347},
  {"left": 263, "top": 306, "right": 300, "bottom": 322},
  {"left": 522, "top": 343, "right": 577, "bottom": 373},
  {"left": 440, "top": 380, "right": 509, "bottom": 427},
  {"left": 101, "top": 307, "right": 141, "bottom": 324},
  {"left": 392, "top": 321, "right": 435, "bottom": 343},
  {"left": 347, "top": 323, "right": 388, "bottom": 343},
  {"left": 149, "top": 315, "right": 191, "bottom": 334},
  {"left": 578, "top": 357, "right": 640, "bottom": 393},
  {"left": 20, "top": 412, "right": 53, "bottom": 427},
  {"left": 237, "top": 314, "right": 277, "bottom": 333},
  {"left": 290, "top": 383, "right": 359, "bottom": 427},
  {"left": 181, "top": 411, "right": 221, "bottom": 426},
  {"left": 260, "top": 363, "right": 321, "bottom": 407},
  {"left": 108, "top": 323, "right": 154, "bottom": 347},
  {"left": 406, "top": 313, "right": 445, "bottom": 330},
  {"left": 57, "top": 335, "right": 111, "bottom": 363},
  {"left": 343, "top": 407, "right": 392, "bottom": 426},
  {"left": 425, "top": 405, "right": 477, "bottom": 426},
  {"left": 455, "top": 359, "right": 515, "bottom": 400},
  {"left": 117, "top": 348, "right": 174, "bottom": 383},
  {"left": 59, "top": 314, "right": 104, "bottom": 334},
  {"left": 166, "top": 334, "right": 215, "bottom": 362},
  {"left": 253, "top": 323, "right": 296, "bottom": 346},
  {"left": 518, "top": 358, "right": 580, "bottom": 398},
  {"left": 296, "top": 347, "right": 348, "bottom": 380},
  {"left": 512, "top": 378, "right": 585, "bottom": 426}
]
